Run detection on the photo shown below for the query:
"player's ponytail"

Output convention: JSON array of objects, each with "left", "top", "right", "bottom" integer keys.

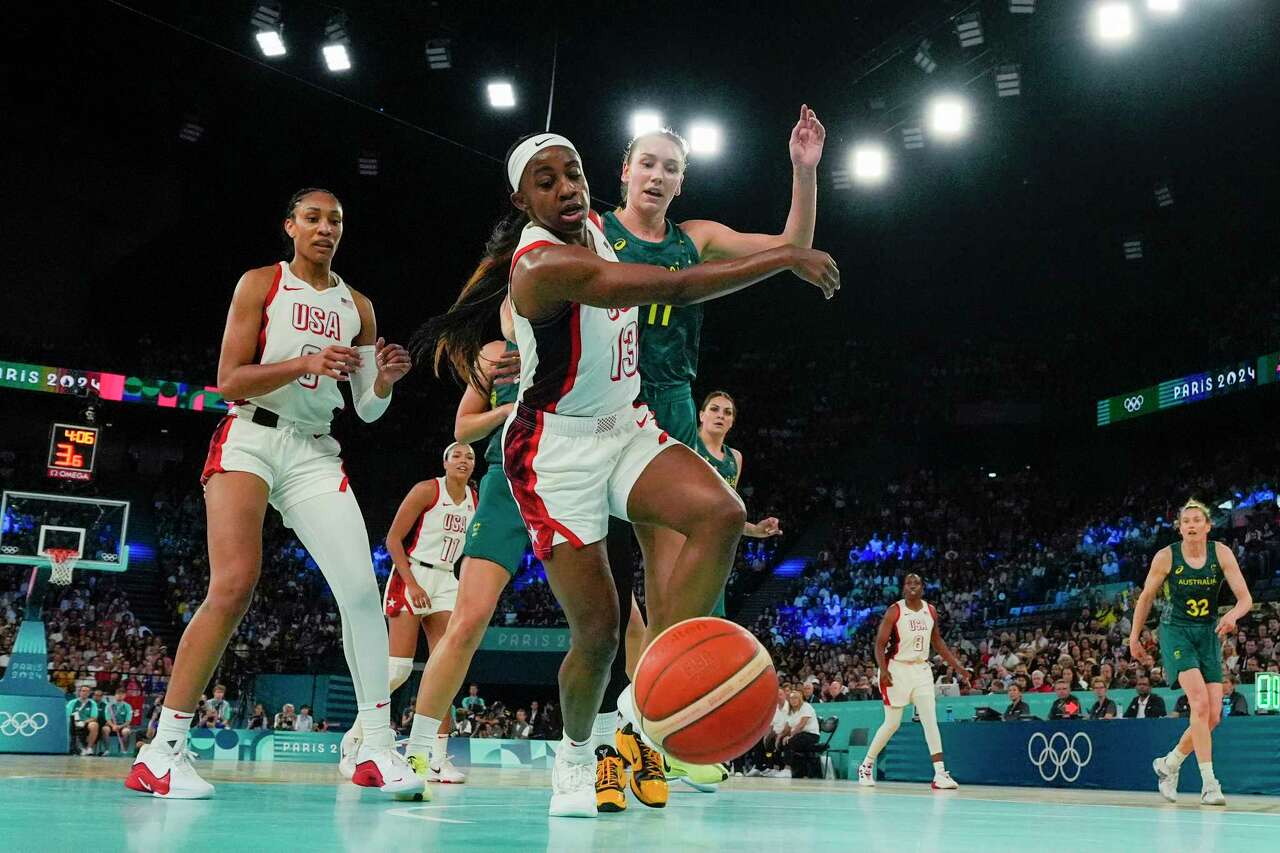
[{"left": 411, "top": 207, "right": 527, "bottom": 389}]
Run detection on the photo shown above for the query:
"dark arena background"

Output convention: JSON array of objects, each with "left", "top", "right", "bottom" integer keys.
[{"left": 2, "top": 1, "right": 1278, "bottom": 850}]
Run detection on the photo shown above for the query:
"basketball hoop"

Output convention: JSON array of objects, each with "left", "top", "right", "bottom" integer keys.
[{"left": 46, "top": 548, "right": 79, "bottom": 586}]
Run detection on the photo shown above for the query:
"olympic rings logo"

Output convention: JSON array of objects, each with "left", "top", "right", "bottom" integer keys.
[
  {"left": 1027, "top": 731, "right": 1092, "bottom": 782},
  {"left": 1123, "top": 396, "right": 1145, "bottom": 413},
  {"left": 0, "top": 712, "right": 50, "bottom": 737}
]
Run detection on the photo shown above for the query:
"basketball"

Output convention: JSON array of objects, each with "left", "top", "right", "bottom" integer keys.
[{"left": 633, "top": 617, "right": 779, "bottom": 765}]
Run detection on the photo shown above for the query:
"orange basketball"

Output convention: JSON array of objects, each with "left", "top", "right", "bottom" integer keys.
[{"left": 633, "top": 616, "right": 778, "bottom": 765}]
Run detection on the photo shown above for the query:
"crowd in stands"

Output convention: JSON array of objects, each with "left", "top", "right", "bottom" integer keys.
[{"left": 398, "top": 684, "right": 562, "bottom": 741}]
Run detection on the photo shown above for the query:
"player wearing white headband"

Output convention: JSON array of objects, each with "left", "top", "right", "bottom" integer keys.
[{"left": 416, "top": 132, "right": 839, "bottom": 817}]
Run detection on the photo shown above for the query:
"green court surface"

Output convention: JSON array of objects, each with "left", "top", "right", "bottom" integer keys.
[{"left": 3, "top": 757, "right": 1278, "bottom": 852}]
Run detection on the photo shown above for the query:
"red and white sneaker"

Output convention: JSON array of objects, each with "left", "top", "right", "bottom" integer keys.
[
  {"left": 857, "top": 761, "right": 876, "bottom": 787},
  {"left": 350, "top": 744, "right": 422, "bottom": 796},
  {"left": 338, "top": 723, "right": 362, "bottom": 780},
  {"left": 932, "top": 770, "right": 959, "bottom": 790},
  {"left": 124, "top": 743, "right": 214, "bottom": 799}
]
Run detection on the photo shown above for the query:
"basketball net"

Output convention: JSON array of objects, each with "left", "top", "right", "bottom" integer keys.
[{"left": 46, "top": 548, "right": 79, "bottom": 586}]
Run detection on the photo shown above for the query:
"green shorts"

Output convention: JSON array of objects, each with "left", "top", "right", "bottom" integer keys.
[
  {"left": 1160, "top": 621, "right": 1224, "bottom": 684},
  {"left": 461, "top": 467, "right": 529, "bottom": 577},
  {"left": 642, "top": 384, "right": 698, "bottom": 448}
]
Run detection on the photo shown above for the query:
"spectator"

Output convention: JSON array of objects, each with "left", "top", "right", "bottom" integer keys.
[
  {"left": 453, "top": 708, "right": 474, "bottom": 737},
  {"left": 198, "top": 710, "right": 225, "bottom": 730},
  {"left": 848, "top": 676, "right": 878, "bottom": 702},
  {"left": 1171, "top": 693, "right": 1191, "bottom": 719},
  {"left": 777, "top": 689, "right": 820, "bottom": 779},
  {"left": 295, "top": 705, "right": 314, "bottom": 732},
  {"left": 512, "top": 708, "right": 533, "bottom": 739},
  {"left": 1003, "top": 684, "right": 1031, "bottom": 721},
  {"left": 1123, "top": 677, "right": 1167, "bottom": 718},
  {"left": 461, "top": 684, "right": 486, "bottom": 715},
  {"left": 1222, "top": 676, "right": 1249, "bottom": 717},
  {"left": 1029, "top": 670, "right": 1053, "bottom": 694},
  {"left": 247, "top": 703, "right": 271, "bottom": 730},
  {"left": 821, "top": 677, "right": 849, "bottom": 703},
  {"left": 207, "top": 684, "right": 234, "bottom": 725},
  {"left": 66, "top": 685, "right": 100, "bottom": 756},
  {"left": 273, "top": 703, "right": 297, "bottom": 730},
  {"left": 316, "top": 719, "right": 330, "bottom": 732},
  {"left": 1087, "top": 678, "right": 1117, "bottom": 720},
  {"left": 747, "top": 687, "right": 790, "bottom": 777},
  {"left": 103, "top": 686, "right": 134, "bottom": 751},
  {"left": 800, "top": 681, "right": 818, "bottom": 707},
  {"left": 1048, "top": 680, "right": 1083, "bottom": 720}
]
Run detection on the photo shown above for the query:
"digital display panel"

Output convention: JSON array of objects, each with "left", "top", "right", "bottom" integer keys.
[
  {"left": 46, "top": 423, "right": 100, "bottom": 481},
  {"left": 1096, "top": 351, "right": 1279, "bottom": 426}
]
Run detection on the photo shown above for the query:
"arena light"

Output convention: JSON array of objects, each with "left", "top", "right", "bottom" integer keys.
[
  {"left": 1009, "top": 0, "right": 1035, "bottom": 12},
  {"left": 1154, "top": 181, "right": 1174, "bottom": 207},
  {"left": 955, "top": 12, "right": 984, "bottom": 48},
  {"left": 1147, "top": 0, "right": 1181, "bottom": 15},
  {"left": 851, "top": 143, "right": 888, "bottom": 185},
  {"left": 630, "top": 110, "right": 663, "bottom": 138},
  {"left": 927, "top": 95, "right": 970, "bottom": 140},
  {"left": 322, "top": 13, "right": 352, "bottom": 72},
  {"left": 913, "top": 39, "right": 938, "bottom": 74},
  {"left": 689, "top": 122, "right": 722, "bottom": 156},
  {"left": 357, "top": 153, "right": 379, "bottom": 177},
  {"left": 832, "top": 169, "right": 852, "bottom": 191},
  {"left": 995, "top": 64, "right": 1022, "bottom": 97},
  {"left": 1093, "top": 3, "right": 1136, "bottom": 46},
  {"left": 425, "top": 38, "right": 452, "bottom": 70},
  {"left": 256, "top": 31, "right": 286, "bottom": 57},
  {"left": 901, "top": 125, "right": 925, "bottom": 150},
  {"left": 1123, "top": 237, "right": 1144, "bottom": 260},
  {"left": 178, "top": 116, "right": 204, "bottom": 143},
  {"left": 487, "top": 81, "right": 516, "bottom": 109},
  {"left": 251, "top": 2, "right": 285, "bottom": 58}
]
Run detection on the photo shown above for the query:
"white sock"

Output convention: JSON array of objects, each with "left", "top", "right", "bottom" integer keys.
[
  {"left": 933, "top": 760, "right": 946, "bottom": 774},
  {"left": 1199, "top": 761, "right": 1216, "bottom": 785},
  {"left": 357, "top": 699, "right": 393, "bottom": 750},
  {"left": 435, "top": 735, "right": 450, "bottom": 766},
  {"left": 155, "top": 706, "right": 194, "bottom": 754},
  {"left": 592, "top": 712, "right": 617, "bottom": 751},
  {"left": 407, "top": 714, "right": 438, "bottom": 759},
  {"left": 617, "top": 684, "right": 638, "bottom": 728},
  {"left": 561, "top": 734, "right": 594, "bottom": 764},
  {"left": 1166, "top": 747, "right": 1189, "bottom": 769}
]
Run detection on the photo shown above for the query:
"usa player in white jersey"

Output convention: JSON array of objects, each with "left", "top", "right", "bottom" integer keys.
[
  {"left": 418, "top": 133, "right": 839, "bottom": 817},
  {"left": 125, "top": 188, "right": 419, "bottom": 800},
  {"left": 858, "top": 573, "right": 970, "bottom": 790}
]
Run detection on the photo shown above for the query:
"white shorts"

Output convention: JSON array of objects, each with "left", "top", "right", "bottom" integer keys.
[
  {"left": 383, "top": 560, "right": 458, "bottom": 617},
  {"left": 201, "top": 412, "right": 348, "bottom": 515},
  {"left": 881, "top": 659, "right": 934, "bottom": 708},
  {"left": 502, "top": 401, "right": 674, "bottom": 560}
]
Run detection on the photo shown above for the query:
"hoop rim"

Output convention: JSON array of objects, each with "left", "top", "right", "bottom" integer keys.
[{"left": 44, "top": 547, "right": 82, "bottom": 567}]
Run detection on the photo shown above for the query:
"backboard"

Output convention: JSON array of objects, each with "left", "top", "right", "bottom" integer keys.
[{"left": 0, "top": 490, "right": 129, "bottom": 572}]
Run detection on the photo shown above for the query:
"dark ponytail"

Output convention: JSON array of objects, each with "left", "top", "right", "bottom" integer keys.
[{"left": 411, "top": 208, "right": 528, "bottom": 389}]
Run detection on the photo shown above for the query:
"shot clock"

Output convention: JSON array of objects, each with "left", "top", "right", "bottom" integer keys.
[{"left": 46, "top": 423, "right": 100, "bottom": 482}]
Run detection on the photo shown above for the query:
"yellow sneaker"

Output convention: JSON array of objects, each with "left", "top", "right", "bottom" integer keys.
[
  {"left": 616, "top": 725, "right": 668, "bottom": 808},
  {"left": 396, "top": 753, "right": 433, "bottom": 802},
  {"left": 665, "top": 754, "right": 728, "bottom": 793},
  {"left": 595, "top": 745, "right": 626, "bottom": 813}
]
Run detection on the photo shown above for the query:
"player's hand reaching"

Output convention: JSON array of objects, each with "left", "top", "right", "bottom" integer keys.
[
  {"left": 1215, "top": 615, "right": 1238, "bottom": 638},
  {"left": 788, "top": 104, "right": 826, "bottom": 170},
  {"left": 374, "top": 338, "right": 412, "bottom": 385},
  {"left": 880, "top": 671, "right": 893, "bottom": 688},
  {"left": 1129, "top": 637, "right": 1153, "bottom": 668},
  {"left": 747, "top": 517, "right": 783, "bottom": 538},
  {"left": 304, "top": 345, "right": 362, "bottom": 380},
  {"left": 955, "top": 668, "right": 971, "bottom": 688},
  {"left": 789, "top": 248, "right": 840, "bottom": 299},
  {"left": 483, "top": 347, "right": 521, "bottom": 387},
  {"left": 406, "top": 580, "right": 431, "bottom": 611}
]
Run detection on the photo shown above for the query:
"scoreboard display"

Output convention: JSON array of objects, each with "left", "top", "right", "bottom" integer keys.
[
  {"left": 47, "top": 423, "right": 100, "bottom": 482},
  {"left": 1096, "top": 351, "right": 1280, "bottom": 427}
]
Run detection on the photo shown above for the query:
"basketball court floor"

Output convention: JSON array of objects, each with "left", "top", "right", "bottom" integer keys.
[{"left": 4, "top": 757, "right": 1277, "bottom": 852}]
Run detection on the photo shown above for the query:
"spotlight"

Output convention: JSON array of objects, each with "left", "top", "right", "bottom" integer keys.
[
  {"left": 832, "top": 169, "right": 853, "bottom": 191},
  {"left": 630, "top": 110, "right": 663, "bottom": 138},
  {"left": 1123, "top": 237, "right": 1143, "bottom": 260},
  {"left": 425, "top": 38, "right": 452, "bottom": 70},
  {"left": 688, "top": 122, "right": 722, "bottom": 156},
  {"left": 178, "top": 116, "right": 204, "bottom": 143},
  {"left": 927, "top": 95, "right": 970, "bottom": 139},
  {"left": 323, "top": 13, "right": 352, "bottom": 72},
  {"left": 358, "top": 153, "right": 379, "bottom": 177},
  {"left": 955, "top": 12, "right": 984, "bottom": 48},
  {"left": 995, "top": 64, "right": 1021, "bottom": 97},
  {"left": 851, "top": 143, "right": 888, "bottom": 185},
  {"left": 251, "top": 2, "right": 286, "bottom": 58},
  {"left": 901, "top": 125, "right": 925, "bottom": 150},
  {"left": 1093, "top": 3, "right": 1135, "bottom": 46},
  {"left": 913, "top": 39, "right": 938, "bottom": 74},
  {"left": 1154, "top": 182, "right": 1174, "bottom": 207},
  {"left": 487, "top": 81, "right": 516, "bottom": 108},
  {"left": 1009, "top": 0, "right": 1035, "bottom": 12},
  {"left": 1147, "top": 0, "right": 1181, "bottom": 14}
]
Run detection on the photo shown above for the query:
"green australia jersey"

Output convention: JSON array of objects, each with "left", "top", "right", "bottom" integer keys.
[
  {"left": 602, "top": 211, "right": 703, "bottom": 396},
  {"left": 696, "top": 437, "right": 739, "bottom": 491},
  {"left": 483, "top": 342, "right": 520, "bottom": 467},
  {"left": 1161, "top": 541, "right": 1224, "bottom": 626}
]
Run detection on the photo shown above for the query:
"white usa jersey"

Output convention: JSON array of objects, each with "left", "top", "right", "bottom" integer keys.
[
  {"left": 888, "top": 599, "right": 936, "bottom": 663},
  {"left": 405, "top": 478, "right": 478, "bottom": 568},
  {"left": 233, "top": 262, "right": 362, "bottom": 428},
  {"left": 508, "top": 212, "right": 639, "bottom": 417}
]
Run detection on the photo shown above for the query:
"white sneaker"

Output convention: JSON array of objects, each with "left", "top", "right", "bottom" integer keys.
[
  {"left": 1153, "top": 755, "right": 1179, "bottom": 803},
  {"left": 776, "top": 767, "right": 792, "bottom": 779},
  {"left": 1201, "top": 782, "right": 1226, "bottom": 806},
  {"left": 746, "top": 767, "right": 763, "bottom": 778},
  {"left": 932, "top": 771, "right": 959, "bottom": 790},
  {"left": 124, "top": 743, "right": 215, "bottom": 799},
  {"left": 81, "top": 747, "right": 93, "bottom": 756},
  {"left": 857, "top": 761, "right": 876, "bottom": 787},
  {"left": 338, "top": 723, "right": 362, "bottom": 780},
  {"left": 550, "top": 750, "right": 597, "bottom": 818},
  {"left": 351, "top": 743, "right": 422, "bottom": 796},
  {"left": 429, "top": 754, "right": 467, "bottom": 784}
]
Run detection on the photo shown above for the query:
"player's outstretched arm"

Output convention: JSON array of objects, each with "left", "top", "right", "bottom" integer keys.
[
  {"left": 1215, "top": 542, "right": 1253, "bottom": 638},
  {"left": 1129, "top": 548, "right": 1171, "bottom": 665},
  {"left": 386, "top": 480, "right": 440, "bottom": 611}
]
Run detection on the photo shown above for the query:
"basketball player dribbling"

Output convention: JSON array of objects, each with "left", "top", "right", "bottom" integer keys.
[
  {"left": 857, "top": 573, "right": 969, "bottom": 790},
  {"left": 1130, "top": 498, "right": 1252, "bottom": 806},
  {"left": 336, "top": 442, "right": 477, "bottom": 794},
  {"left": 124, "top": 188, "right": 420, "bottom": 799},
  {"left": 421, "top": 132, "right": 838, "bottom": 817}
]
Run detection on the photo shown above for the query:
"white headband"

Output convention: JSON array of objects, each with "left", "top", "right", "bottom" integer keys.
[
  {"left": 507, "top": 133, "right": 579, "bottom": 191},
  {"left": 443, "top": 442, "right": 471, "bottom": 463}
]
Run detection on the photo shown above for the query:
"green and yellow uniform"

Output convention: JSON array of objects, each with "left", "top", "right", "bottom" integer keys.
[
  {"left": 603, "top": 211, "right": 702, "bottom": 446},
  {"left": 695, "top": 435, "right": 742, "bottom": 618},
  {"left": 1159, "top": 541, "right": 1225, "bottom": 684},
  {"left": 461, "top": 341, "right": 529, "bottom": 577}
]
